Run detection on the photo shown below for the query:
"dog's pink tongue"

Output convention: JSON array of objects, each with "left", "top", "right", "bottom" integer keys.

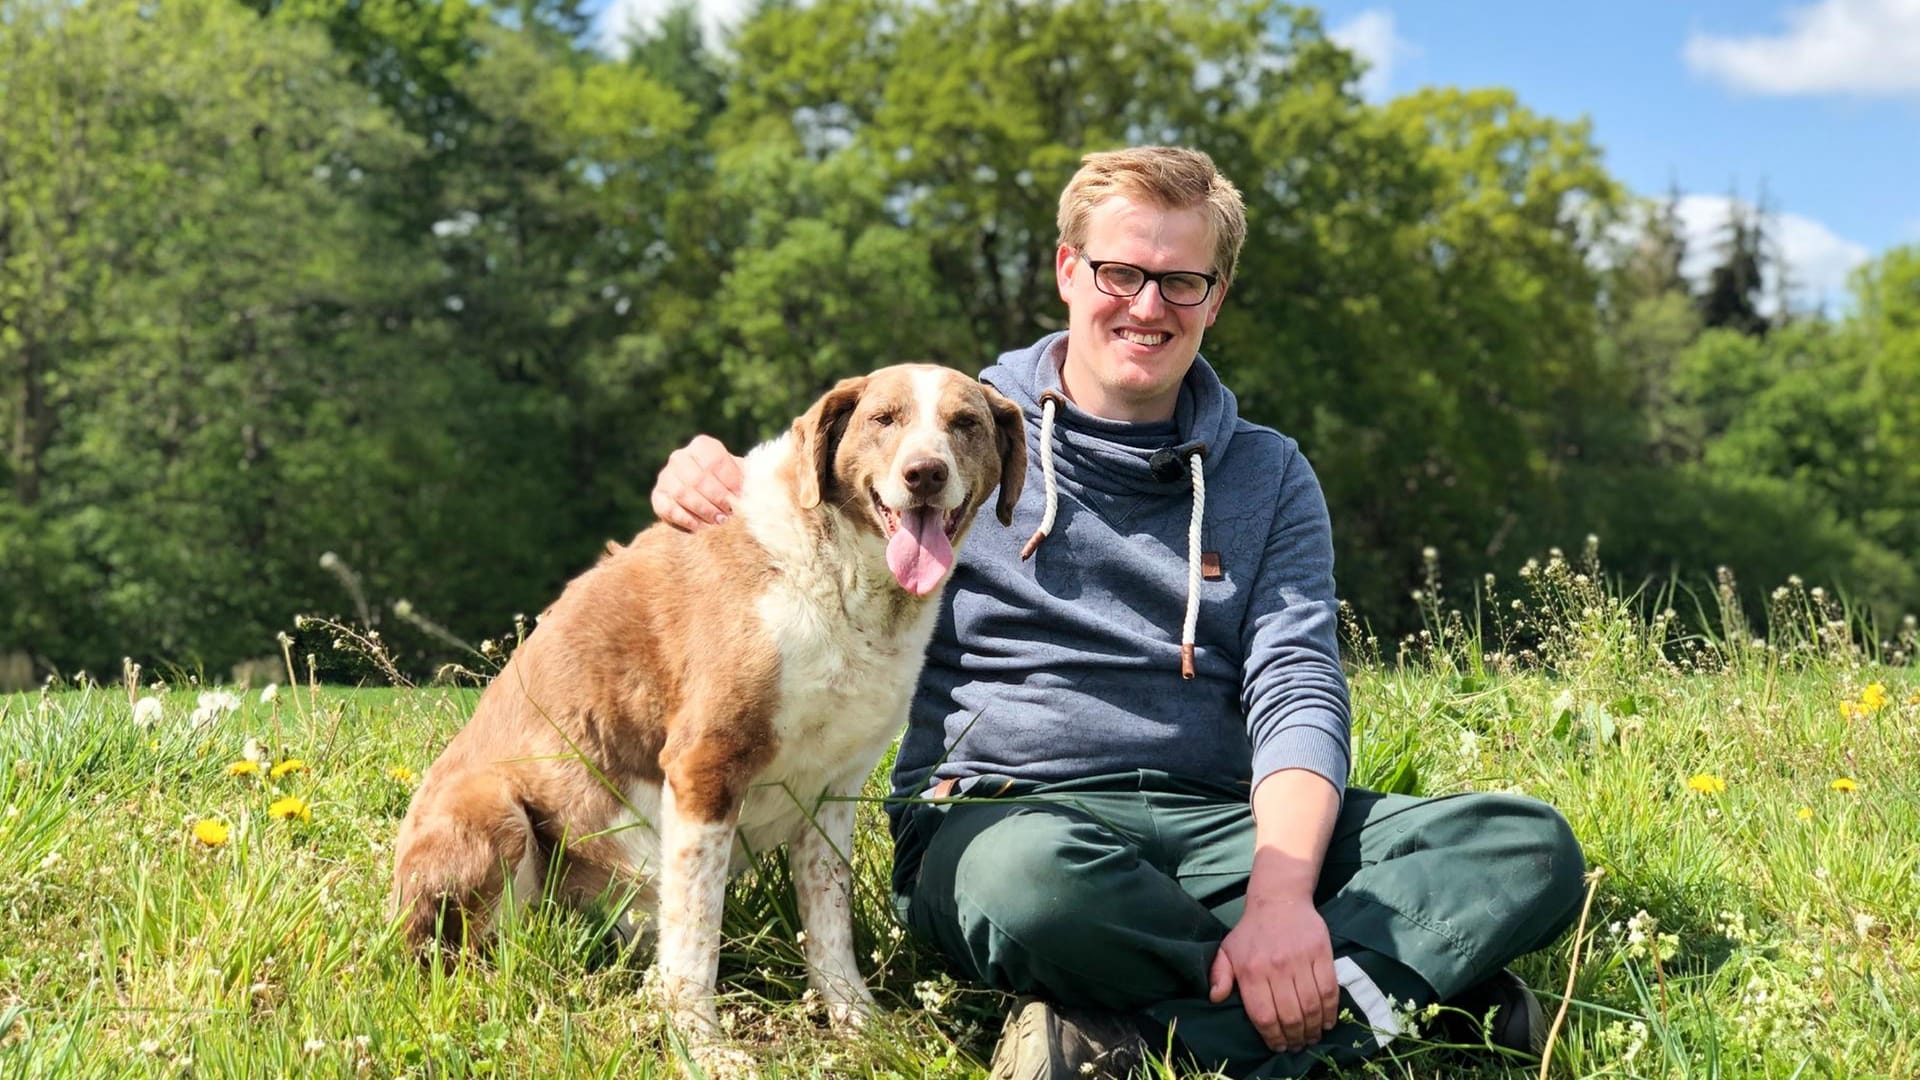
[{"left": 886, "top": 508, "right": 954, "bottom": 596}]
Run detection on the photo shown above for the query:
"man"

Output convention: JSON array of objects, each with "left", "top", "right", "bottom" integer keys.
[{"left": 652, "top": 146, "right": 1585, "bottom": 1078}]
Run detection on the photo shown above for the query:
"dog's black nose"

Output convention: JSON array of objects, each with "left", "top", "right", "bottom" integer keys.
[{"left": 903, "top": 458, "right": 949, "bottom": 496}]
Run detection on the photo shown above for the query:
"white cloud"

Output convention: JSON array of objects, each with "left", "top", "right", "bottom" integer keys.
[
  {"left": 1673, "top": 194, "right": 1872, "bottom": 313},
  {"left": 1329, "top": 10, "right": 1419, "bottom": 102},
  {"left": 592, "top": 0, "right": 751, "bottom": 57},
  {"left": 1684, "top": 0, "right": 1920, "bottom": 97}
]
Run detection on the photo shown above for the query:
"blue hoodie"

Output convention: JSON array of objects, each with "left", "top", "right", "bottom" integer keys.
[{"left": 890, "top": 332, "right": 1352, "bottom": 805}]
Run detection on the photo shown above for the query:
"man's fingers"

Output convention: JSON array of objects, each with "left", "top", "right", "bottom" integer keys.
[
  {"left": 690, "top": 436, "right": 745, "bottom": 492},
  {"left": 693, "top": 472, "right": 737, "bottom": 519},
  {"left": 651, "top": 482, "right": 723, "bottom": 531},
  {"left": 1293, "top": 971, "right": 1327, "bottom": 1045},
  {"left": 1316, "top": 956, "right": 1341, "bottom": 1031},
  {"left": 651, "top": 437, "right": 744, "bottom": 532},
  {"left": 1240, "top": 977, "right": 1284, "bottom": 1052},
  {"left": 1272, "top": 977, "right": 1309, "bottom": 1051},
  {"left": 1208, "top": 950, "right": 1234, "bottom": 1004}
]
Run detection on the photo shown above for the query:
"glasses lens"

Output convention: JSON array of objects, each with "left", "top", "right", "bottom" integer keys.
[
  {"left": 1093, "top": 263, "right": 1144, "bottom": 297},
  {"left": 1160, "top": 273, "right": 1211, "bottom": 306}
]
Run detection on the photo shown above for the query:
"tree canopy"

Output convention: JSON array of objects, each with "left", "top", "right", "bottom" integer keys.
[{"left": 2, "top": 0, "right": 1912, "bottom": 678}]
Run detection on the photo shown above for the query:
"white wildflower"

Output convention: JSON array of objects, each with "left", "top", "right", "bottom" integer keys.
[
  {"left": 260, "top": 683, "right": 279, "bottom": 705},
  {"left": 190, "top": 690, "right": 241, "bottom": 727},
  {"left": 132, "top": 697, "right": 164, "bottom": 727}
]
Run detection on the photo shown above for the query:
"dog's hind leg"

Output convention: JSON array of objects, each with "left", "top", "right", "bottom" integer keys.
[
  {"left": 391, "top": 768, "right": 543, "bottom": 955},
  {"left": 555, "top": 840, "right": 658, "bottom": 953}
]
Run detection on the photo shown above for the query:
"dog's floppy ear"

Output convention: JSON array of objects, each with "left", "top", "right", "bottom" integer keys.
[
  {"left": 791, "top": 375, "right": 868, "bottom": 510},
  {"left": 984, "top": 385, "right": 1028, "bottom": 526}
]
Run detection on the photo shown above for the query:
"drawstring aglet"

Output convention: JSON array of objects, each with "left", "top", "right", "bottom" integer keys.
[{"left": 1181, "top": 644, "right": 1196, "bottom": 680}]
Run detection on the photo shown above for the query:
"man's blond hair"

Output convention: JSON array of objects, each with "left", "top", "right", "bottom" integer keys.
[{"left": 1056, "top": 146, "right": 1248, "bottom": 285}]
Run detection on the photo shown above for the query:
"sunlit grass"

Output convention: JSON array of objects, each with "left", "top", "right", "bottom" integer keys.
[{"left": 2, "top": 562, "right": 1916, "bottom": 1077}]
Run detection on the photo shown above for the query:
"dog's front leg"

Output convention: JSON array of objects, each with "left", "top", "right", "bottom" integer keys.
[
  {"left": 791, "top": 786, "right": 876, "bottom": 1032},
  {"left": 652, "top": 778, "right": 737, "bottom": 1051}
]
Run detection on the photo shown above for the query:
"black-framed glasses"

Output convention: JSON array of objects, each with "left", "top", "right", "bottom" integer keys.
[{"left": 1076, "top": 252, "right": 1220, "bottom": 307}]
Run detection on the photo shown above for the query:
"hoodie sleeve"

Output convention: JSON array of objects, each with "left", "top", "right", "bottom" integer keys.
[{"left": 1239, "top": 444, "right": 1352, "bottom": 801}]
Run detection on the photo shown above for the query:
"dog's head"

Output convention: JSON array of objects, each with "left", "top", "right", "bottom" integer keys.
[{"left": 789, "top": 364, "right": 1026, "bottom": 597}]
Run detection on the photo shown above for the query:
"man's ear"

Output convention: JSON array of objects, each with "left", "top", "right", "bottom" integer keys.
[
  {"left": 790, "top": 376, "right": 867, "bottom": 509},
  {"left": 984, "top": 385, "right": 1028, "bottom": 526}
]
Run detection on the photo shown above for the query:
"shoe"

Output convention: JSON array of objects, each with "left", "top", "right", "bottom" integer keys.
[
  {"left": 988, "top": 996, "right": 1150, "bottom": 1079},
  {"left": 1436, "top": 968, "right": 1546, "bottom": 1056}
]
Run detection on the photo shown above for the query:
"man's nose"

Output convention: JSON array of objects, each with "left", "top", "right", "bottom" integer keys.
[
  {"left": 1129, "top": 280, "right": 1169, "bottom": 318},
  {"left": 903, "top": 457, "right": 949, "bottom": 498}
]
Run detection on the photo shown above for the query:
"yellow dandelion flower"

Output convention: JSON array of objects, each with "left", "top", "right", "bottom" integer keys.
[
  {"left": 1686, "top": 773, "right": 1727, "bottom": 796},
  {"left": 192, "top": 819, "right": 229, "bottom": 847},
  {"left": 1795, "top": 806, "right": 1813, "bottom": 821},
  {"left": 270, "top": 758, "right": 308, "bottom": 779},
  {"left": 1860, "top": 683, "right": 1888, "bottom": 712},
  {"left": 1830, "top": 777, "right": 1859, "bottom": 793},
  {"left": 226, "top": 760, "right": 261, "bottom": 777},
  {"left": 388, "top": 766, "right": 417, "bottom": 785},
  {"left": 268, "top": 796, "right": 312, "bottom": 823}
]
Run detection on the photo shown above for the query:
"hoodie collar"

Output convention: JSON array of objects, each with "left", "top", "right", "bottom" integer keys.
[{"left": 982, "top": 331, "right": 1238, "bottom": 496}]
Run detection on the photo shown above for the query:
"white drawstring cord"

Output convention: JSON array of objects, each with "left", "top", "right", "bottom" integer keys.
[
  {"left": 1181, "top": 452, "right": 1205, "bottom": 679},
  {"left": 1019, "top": 396, "right": 1059, "bottom": 560}
]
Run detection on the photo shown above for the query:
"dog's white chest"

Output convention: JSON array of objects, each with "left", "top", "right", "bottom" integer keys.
[{"left": 736, "top": 580, "right": 933, "bottom": 841}]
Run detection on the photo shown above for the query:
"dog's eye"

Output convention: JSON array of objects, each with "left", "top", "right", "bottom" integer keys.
[
  {"left": 950, "top": 415, "right": 980, "bottom": 433},
  {"left": 871, "top": 412, "right": 897, "bottom": 427}
]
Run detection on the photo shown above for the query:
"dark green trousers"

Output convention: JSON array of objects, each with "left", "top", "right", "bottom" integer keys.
[{"left": 890, "top": 771, "right": 1585, "bottom": 1078}]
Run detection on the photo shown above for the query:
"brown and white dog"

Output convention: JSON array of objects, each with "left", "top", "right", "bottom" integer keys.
[{"left": 391, "top": 364, "right": 1024, "bottom": 1058}]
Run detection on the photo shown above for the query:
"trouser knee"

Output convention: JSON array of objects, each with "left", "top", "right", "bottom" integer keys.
[{"left": 1462, "top": 793, "right": 1587, "bottom": 941}]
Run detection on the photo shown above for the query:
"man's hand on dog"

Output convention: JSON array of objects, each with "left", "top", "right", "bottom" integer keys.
[{"left": 652, "top": 435, "right": 744, "bottom": 532}]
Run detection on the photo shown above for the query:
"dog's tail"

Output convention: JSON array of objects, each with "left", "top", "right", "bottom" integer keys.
[{"left": 391, "top": 768, "right": 543, "bottom": 956}]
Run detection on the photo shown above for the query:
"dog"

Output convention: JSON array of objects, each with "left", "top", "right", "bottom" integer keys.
[{"left": 391, "top": 364, "right": 1025, "bottom": 1062}]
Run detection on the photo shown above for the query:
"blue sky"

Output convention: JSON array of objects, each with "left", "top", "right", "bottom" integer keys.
[
  {"left": 591, "top": 0, "right": 1919, "bottom": 308},
  {"left": 1316, "top": 0, "right": 1920, "bottom": 307}
]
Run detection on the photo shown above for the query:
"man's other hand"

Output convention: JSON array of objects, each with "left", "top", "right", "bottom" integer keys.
[
  {"left": 1208, "top": 894, "right": 1340, "bottom": 1054},
  {"left": 650, "top": 435, "right": 743, "bottom": 532}
]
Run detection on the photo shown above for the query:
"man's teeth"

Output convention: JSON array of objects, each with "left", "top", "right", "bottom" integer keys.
[{"left": 1119, "top": 329, "right": 1170, "bottom": 345}]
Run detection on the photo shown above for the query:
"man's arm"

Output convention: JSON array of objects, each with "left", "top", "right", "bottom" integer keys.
[
  {"left": 650, "top": 434, "right": 745, "bottom": 532},
  {"left": 1209, "top": 769, "right": 1342, "bottom": 1052},
  {"left": 1215, "top": 445, "right": 1353, "bottom": 1051}
]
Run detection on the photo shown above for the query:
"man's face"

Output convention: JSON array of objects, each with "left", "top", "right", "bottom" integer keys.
[{"left": 1055, "top": 196, "right": 1228, "bottom": 423}]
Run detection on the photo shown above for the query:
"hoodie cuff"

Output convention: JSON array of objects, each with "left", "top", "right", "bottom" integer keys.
[{"left": 1250, "top": 719, "right": 1351, "bottom": 804}]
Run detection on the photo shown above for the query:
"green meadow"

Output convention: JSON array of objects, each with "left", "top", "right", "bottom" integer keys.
[{"left": 1, "top": 560, "right": 1914, "bottom": 1079}]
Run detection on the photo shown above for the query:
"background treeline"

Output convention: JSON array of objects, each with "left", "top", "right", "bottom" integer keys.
[{"left": 3, "top": 0, "right": 1916, "bottom": 680}]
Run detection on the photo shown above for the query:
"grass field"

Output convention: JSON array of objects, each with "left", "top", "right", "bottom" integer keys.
[{"left": 1, "top": 561, "right": 1915, "bottom": 1078}]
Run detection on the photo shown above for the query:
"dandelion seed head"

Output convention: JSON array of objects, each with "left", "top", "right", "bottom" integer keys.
[{"left": 132, "top": 697, "right": 164, "bottom": 727}]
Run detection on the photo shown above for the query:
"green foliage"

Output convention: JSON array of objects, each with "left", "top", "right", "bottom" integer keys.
[{"left": 0, "top": 0, "right": 1912, "bottom": 676}]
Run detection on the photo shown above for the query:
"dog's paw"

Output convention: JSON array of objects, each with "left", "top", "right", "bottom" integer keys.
[
  {"left": 825, "top": 991, "right": 877, "bottom": 1035},
  {"left": 682, "top": 1041, "right": 756, "bottom": 1080}
]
